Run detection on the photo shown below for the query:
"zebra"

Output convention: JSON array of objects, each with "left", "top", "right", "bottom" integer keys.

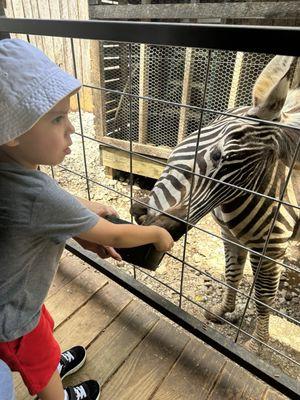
[{"left": 131, "top": 56, "right": 300, "bottom": 351}]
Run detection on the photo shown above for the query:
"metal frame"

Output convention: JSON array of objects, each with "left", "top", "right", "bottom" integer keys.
[{"left": 1, "top": 18, "right": 299, "bottom": 399}]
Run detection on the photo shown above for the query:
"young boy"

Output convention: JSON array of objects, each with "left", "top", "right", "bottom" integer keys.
[{"left": 0, "top": 39, "right": 173, "bottom": 400}]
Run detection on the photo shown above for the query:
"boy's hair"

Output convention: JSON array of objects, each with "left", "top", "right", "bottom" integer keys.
[{"left": 0, "top": 39, "right": 81, "bottom": 146}]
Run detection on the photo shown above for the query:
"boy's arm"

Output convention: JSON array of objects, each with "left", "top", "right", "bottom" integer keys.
[{"left": 77, "top": 218, "right": 173, "bottom": 252}]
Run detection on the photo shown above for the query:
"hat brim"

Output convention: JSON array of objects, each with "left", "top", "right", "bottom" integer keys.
[{"left": 1, "top": 69, "right": 81, "bottom": 146}]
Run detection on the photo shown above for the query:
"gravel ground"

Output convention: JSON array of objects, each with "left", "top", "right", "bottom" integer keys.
[{"left": 41, "top": 111, "right": 300, "bottom": 381}]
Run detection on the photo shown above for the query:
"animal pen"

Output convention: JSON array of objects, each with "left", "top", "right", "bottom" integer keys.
[{"left": 0, "top": 18, "right": 299, "bottom": 399}]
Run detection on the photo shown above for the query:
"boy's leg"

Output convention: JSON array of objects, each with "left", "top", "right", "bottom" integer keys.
[{"left": 37, "top": 369, "right": 64, "bottom": 400}]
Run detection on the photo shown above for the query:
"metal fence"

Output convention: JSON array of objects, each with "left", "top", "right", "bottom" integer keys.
[{"left": 1, "top": 18, "right": 299, "bottom": 399}]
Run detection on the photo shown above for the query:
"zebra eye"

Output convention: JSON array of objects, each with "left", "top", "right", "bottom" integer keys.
[{"left": 211, "top": 149, "right": 222, "bottom": 163}]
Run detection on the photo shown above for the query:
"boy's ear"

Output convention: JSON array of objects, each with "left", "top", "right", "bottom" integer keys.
[{"left": 4, "top": 138, "right": 20, "bottom": 147}]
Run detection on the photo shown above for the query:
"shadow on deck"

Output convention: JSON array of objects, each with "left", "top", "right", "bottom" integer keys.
[{"left": 14, "top": 251, "right": 288, "bottom": 400}]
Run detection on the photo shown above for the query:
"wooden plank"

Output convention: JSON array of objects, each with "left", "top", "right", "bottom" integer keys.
[
  {"left": 77, "top": 0, "right": 94, "bottom": 112},
  {"left": 36, "top": 0, "right": 55, "bottom": 61},
  {"left": 100, "top": 136, "right": 172, "bottom": 159},
  {"left": 264, "top": 388, "right": 289, "bottom": 400},
  {"left": 100, "top": 145, "right": 166, "bottom": 180},
  {"left": 152, "top": 339, "right": 226, "bottom": 400},
  {"left": 90, "top": 2, "right": 300, "bottom": 20},
  {"left": 5, "top": 0, "right": 26, "bottom": 40},
  {"left": 28, "top": 0, "right": 44, "bottom": 51},
  {"left": 48, "top": 0, "right": 65, "bottom": 70},
  {"left": 178, "top": 47, "right": 193, "bottom": 144},
  {"left": 62, "top": 300, "right": 160, "bottom": 388},
  {"left": 47, "top": 252, "right": 88, "bottom": 299},
  {"left": 20, "top": 0, "right": 37, "bottom": 46},
  {"left": 92, "top": 40, "right": 107, "bottom": 140},
  {"left": 100, "top": 319, "right": 190, "bottom": 400},
  {"left": 45, "top": 267, "right": 108, "bottom": 328},
  {"left": 59, "top": 0, "right": 77, "bottom": 112},
  {"left": 208, "top": 360, "right": 267, "bottom": 400},
  {"left": 228, "top": 51, "right": 244, "bottom": 109},
  {"left": 54, "top": 281, "right": 133, "bottom": 350}
]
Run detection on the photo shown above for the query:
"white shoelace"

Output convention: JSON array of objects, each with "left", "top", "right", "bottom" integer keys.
[
  {"left": 74, "top": 385, "right": 87, "bottom": 400},
  {"left": 62, "top": 350, "right": 75, "bottom": 363}
]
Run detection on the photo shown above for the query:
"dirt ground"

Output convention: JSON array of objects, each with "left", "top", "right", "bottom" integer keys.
[{"left": 40, "top": 111, "right": 300, "bottom": 382}]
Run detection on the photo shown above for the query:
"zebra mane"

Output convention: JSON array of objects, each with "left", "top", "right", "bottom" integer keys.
[{"left": 281, "top": 87, "right": 300, "bottom": 128}]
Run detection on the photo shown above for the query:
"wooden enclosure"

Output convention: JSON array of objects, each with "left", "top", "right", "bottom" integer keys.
[{"left": 90, "top": 1, "right": 300, "bottom": 179}]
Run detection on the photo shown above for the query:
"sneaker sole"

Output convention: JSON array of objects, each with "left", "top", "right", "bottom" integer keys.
[
  {"left": 61, "top": 351, "right": 87, "bottom": 380},
  {"left": 95, "top": 392, "right": 100, "bottom": 400}
]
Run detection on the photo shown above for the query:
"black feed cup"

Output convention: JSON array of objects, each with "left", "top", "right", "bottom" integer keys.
[{"left": 104, "top": 215, "right": 165, "bottom": 271}]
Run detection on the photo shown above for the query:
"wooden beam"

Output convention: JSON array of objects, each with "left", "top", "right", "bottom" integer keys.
[
  {"left": 99, "top": 145, "right": 166, "bottom": 180},
  {"left": 178, "top": 47, "right": 193, "bottom": 144},
  {"left": 138, "top": 44, "right": 149, "bottom": 144},
  {"left": 90, "top": 2, "right": 300, "bottom": 21},
  {"left": 93, "top": 41, "right": 107, "bottom": 140},
  {"left": 100, "top": 136, "right": 172, "bottom": 159}
]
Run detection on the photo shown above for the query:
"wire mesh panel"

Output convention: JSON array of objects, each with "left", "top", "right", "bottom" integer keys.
[{"left": 101, "top": 43, "right": 274, "bottom": 150}]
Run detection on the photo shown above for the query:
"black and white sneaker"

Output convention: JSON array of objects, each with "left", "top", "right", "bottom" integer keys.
[
  {"left": 65, "top": 380, "right": 100, "bottom": 400},
  {"left": 59, "top": 346, "right": 87, "bottom": 380}
]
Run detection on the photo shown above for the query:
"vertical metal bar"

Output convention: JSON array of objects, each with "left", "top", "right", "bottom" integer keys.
[
  {"left": 70, "top": 38, "right": 91, "bottom": 201},
  {"left": 50, "top": 166, "right": 55, "bottom": 179},
  {"left": 179, "top": 49, "right": 212, "bottom": 308},
  {"left": 234, "top": 133, "right": 300, "bottom": 343}
]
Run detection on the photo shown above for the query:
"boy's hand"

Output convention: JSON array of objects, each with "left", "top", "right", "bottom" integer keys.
[
  {"left": 152, "top": 227, "right": 174, "bottom": 252},
  {"left": 74, "top": 237, "right": 122, "bottom": 261}
]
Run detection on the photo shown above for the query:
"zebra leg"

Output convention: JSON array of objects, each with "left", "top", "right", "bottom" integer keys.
[
  {"left": 205, "top": 233, "right": 247, "bottom": 323},
  {"left": 245, "top": 254, "right": 282, "bottom": 352}
]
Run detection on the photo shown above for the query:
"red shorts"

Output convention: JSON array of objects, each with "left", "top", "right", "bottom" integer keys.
[{"left": 0, "top": 305, "right": 61, "bottom": 395}]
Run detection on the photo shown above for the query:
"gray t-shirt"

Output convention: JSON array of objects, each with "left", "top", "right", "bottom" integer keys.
[{"left": 0, "top": 162, "right": 99, "bottom": 341}]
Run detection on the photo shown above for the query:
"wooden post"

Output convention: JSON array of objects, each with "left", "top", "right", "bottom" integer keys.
[
  {"left": 178, "top": 47, "right": 193, "bottom": 144},
  {"left": 138, "top": 43, "right": 149, "bottom": 144},
  {"left": 138, "top": 0, "right": 151, "bottom": 145},
  {"left": 92, "top": 40, "right": 107, "bottom": 141},
  {"left": 228, "top": 51, "right": 244, "bottom": 109}
]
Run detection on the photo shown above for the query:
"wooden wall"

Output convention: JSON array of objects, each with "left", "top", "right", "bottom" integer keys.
[{"left": 3, "top": 0, "right": 96, "bottom": 112}]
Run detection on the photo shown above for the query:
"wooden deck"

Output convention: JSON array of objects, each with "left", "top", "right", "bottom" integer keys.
[{"left": 14, "top": 251, "right": 288, "bottom": 400}]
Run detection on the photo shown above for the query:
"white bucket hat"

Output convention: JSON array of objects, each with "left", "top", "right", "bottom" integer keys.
[{"left": 0, "top": 38, "right": 81, "bottom": 146}]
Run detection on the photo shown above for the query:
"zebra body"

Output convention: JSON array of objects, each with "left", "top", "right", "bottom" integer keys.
[{"left": 131, "top": 56, "right": 300, "bottom": 350}]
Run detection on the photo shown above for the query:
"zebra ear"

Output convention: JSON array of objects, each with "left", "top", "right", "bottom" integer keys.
[{"left": 247, "top": 56, "right": 297, "bottom": 121}]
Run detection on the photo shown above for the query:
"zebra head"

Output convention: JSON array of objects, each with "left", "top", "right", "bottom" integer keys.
[{"left": 131, "top": 56, "right": 300, "bottom": 240}]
